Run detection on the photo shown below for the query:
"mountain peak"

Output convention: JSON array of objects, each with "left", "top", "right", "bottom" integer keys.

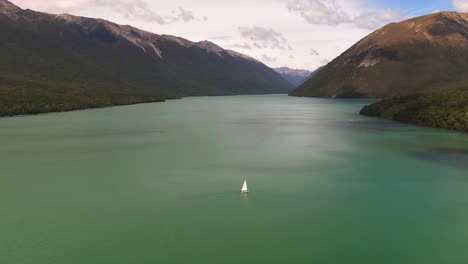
[
  {"left": 0, "top": 0, "right": 21, "bottom": 14},
  {"left": 193, "top": 40, "right": 225, "bottom": 54},
  {"left": 352, "top": 11, "right": 467, "bottom": 55},
  {"left": 438, "top": 11, "right": 468, "bottom": 19},
  {"left": 190, "top": 40, "right": 258, "bottom": 62},
  {"left": 225, "top": 50, "right": 258, "bottom": 62}
]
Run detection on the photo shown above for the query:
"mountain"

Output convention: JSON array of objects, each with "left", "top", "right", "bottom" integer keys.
[
  {"left": 0, "top": 0, "right": 292, "bottom": 116},
  {"left": 274, "top": 67, "right": 312, "bottom": 87},
  {"left": 290, "top": 12, "right": 468, "bottom": 98}
]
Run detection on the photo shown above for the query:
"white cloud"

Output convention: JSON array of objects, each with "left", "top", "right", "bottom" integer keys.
[
  {"left": 259, "top": 54, "right": 277, "bottom": 63},
  {"left": 14, "top": 0, "right": 200, "bottom": 24},
  {"left": 310, "top": 48, "right": 319, "bottom": 56},
  {"left": 286, "top": 0, "right": 351, "bottom": 26},
  {"left": 320, "top": 58, "right": 330, "bottom": 65},
  {"left": 453, "top": 0, "right": 468, "bottom": 12},
  {"left": 353, "top": 9, "right": 402, "bottom": 30},
  {"left": 286, "top": 0, "right": 403, "bottom": 30},
  {"left": 238, "top": 26, "right": 290, "bottom": 50}
]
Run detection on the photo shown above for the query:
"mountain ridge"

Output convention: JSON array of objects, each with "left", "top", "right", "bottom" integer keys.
[
  {"left": 274, "top": 67, "right": 313, "bottom": 87},
  {"left": 290, "top": 11, "right": 468, "bottom": 98},
  {"left": 1, "top": 2, "right": 261, "bottom": 64},
  {"left": 0, "top": 0, "right": 292, "bottom": 116}
]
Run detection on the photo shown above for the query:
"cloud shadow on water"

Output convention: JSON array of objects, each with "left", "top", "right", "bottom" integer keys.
[{"left": 408, "top": 148, "right": 468, "bottom": 170}]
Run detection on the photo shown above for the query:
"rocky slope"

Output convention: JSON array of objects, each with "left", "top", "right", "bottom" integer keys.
[
  {"left": 0, "top": 0, "right": 292, "bottom": 116},
  {"left": 290, "top": 12, "right": 468, "bottom": 98}
]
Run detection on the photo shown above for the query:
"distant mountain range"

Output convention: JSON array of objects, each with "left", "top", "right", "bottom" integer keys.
[
  {"left": 290, "top": 12, "right": 468, "bottom": 98},
  {"left": 274, "top": 67, "right": 313, "bottom": 87},
  {"left": 0, "top": 0, "right": 292, "bottom": 116}
]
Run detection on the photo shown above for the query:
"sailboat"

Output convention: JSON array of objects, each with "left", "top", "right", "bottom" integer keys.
[{"left": 241, "top": 180, "right": 249, "bottom": 194}]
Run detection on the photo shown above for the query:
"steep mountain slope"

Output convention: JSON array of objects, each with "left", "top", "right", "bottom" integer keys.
[
  {"left": 290, "top": 12, "right": 468, "bottom": 98},
  {"left": 274, "top": 67, "right": 312, "bottom": 87},
  {"left": 0, "top": 0, "right": 292, "bottom": 116}
]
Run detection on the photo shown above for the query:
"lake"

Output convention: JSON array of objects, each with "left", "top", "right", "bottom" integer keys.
[{"left": 1, "top": 95, "right": 467, "bottom": 264}]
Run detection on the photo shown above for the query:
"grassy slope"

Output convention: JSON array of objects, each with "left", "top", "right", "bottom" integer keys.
[
  {"left": 290, "top": 12, "right": 468, "bottom": 98},
  {"left": 360, "top": 92, "right": 468, "bottom": 132},
  {"left": 290, "top": 43, "right": 468, "bottom": 98}
]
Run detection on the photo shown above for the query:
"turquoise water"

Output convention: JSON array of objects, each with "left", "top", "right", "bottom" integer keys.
[{"left": 0, "top": 95, "right": 467, "bottom": 263}]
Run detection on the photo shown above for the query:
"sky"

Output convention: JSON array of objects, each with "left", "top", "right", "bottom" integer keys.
[{"left": 11, "top": 0, "right": 468, "bottom": 71}]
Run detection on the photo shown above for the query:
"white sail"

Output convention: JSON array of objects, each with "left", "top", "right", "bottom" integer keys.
[{"left": 241, "top": 180, "right": 249, "bottom": 193}]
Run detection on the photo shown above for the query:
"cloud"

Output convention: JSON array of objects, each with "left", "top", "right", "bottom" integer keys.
[
  {"left": 170, "top": 7, "right": 195, "bottom": 23},
  {"left": 259, "top": 54, "right": 277, "bottom": 63},
  {"left": 289, "top": 55, "right": 295, "bottom": 59},
  {"left": 16, "top": 0, "right": 200, "bottom": 25},
  {"left": 310, "top": 48, "right": 319, "bottom": 56},
  {"left": 453, "top": 0, "right": 468, "bottom": 12},
  {"left": 286, "top": 0, "right": 351, "bottom": 26},
  {"left": 238, "top": 26, "right": 290, "bottom": 50},
  {"left": 253, "top": 43, "right": 263, "bottom": 49},
  {"left": 286, "top": 0, "right": 402, "bottom": 30},
  {"left": 230, "top": 43, "right": 252, "bottom": 50},
  {"left": 353, "top": 9, "right": 402, "bottom": 30}
]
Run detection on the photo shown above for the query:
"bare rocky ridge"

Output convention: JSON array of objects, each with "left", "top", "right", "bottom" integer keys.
[
  {"left": 2, "top": 4, "right": 260, "bottom": 64},
  {"left": 0, "top": 0, "right": 18, "bottom": 13},
  {"left": 52, "top": 14, "right": 261, "bottom": 63}
]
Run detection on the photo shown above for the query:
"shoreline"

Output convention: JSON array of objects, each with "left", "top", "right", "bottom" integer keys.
[
  {"left": 360, "top": 92, "right": 468, "bottom": 133},
  {"left": 0, "top": 93, "right": 291, "bottom": 119},
  {"left": 0, "top": 98, "right": 173, "bottom": 119}
]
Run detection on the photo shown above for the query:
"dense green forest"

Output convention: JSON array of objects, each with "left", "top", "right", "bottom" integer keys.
[
  {"left": 0, "top": 76, "right": 172, "bottom": 116},
  {"left": 360, "top": 92, "right": 468, "bottom": 132}
]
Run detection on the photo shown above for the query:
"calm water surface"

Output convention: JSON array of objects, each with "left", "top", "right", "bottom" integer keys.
[{"left": 1, "top": 95, "right": 467, "bottom": 264}]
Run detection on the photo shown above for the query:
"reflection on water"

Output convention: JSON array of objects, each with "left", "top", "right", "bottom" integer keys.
[{"left": 235, "top": 116, "right": 418, "bottom": 135}]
